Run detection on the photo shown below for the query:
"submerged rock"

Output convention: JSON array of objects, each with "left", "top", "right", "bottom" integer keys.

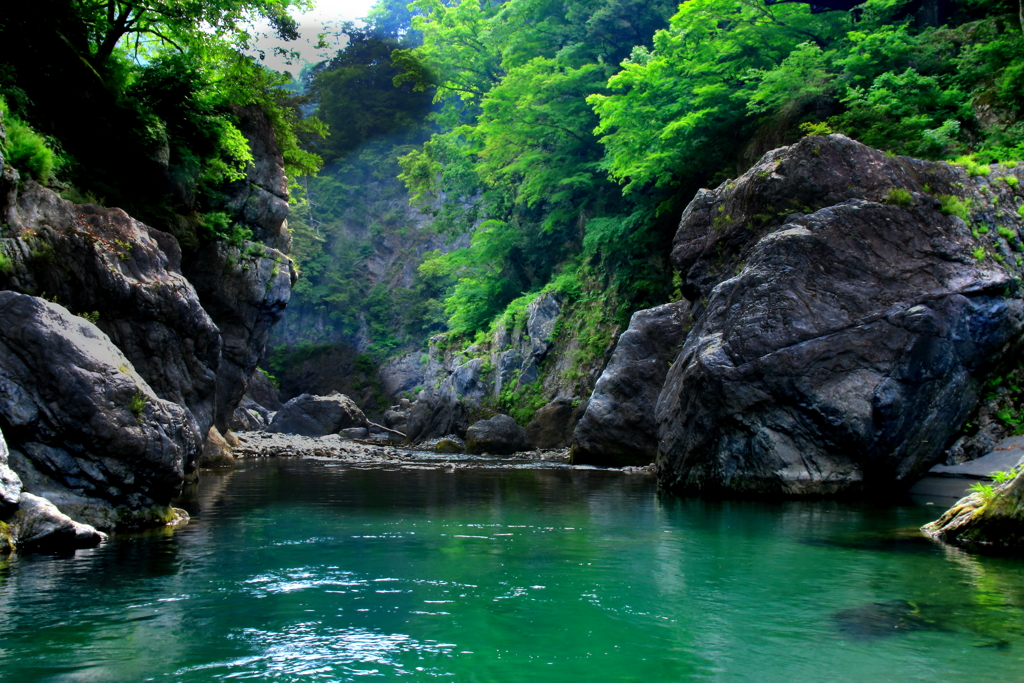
[
  {"left": 268, "top": 393, "right": 368, "bottom": 437},
  {"left": 572, "top": 301, "right": 690, "bottom": 466},
  {"left": 465, "top": 415, "right": 528, "bottom": 455},
  {"left": 621, "top": 134, "right": 1024, "bottom": 496}
]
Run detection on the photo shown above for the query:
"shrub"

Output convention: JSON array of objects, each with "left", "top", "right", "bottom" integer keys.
[
  {"left": 799, "top": 121, "right": 832, "bottom": 137},
  {"left": 951, "top": 155, "right": 990, "bottom": 177},
  {"left": 998, "top": 176, "right": 1019, "bottom": 188},
  {"left": 0, "top": 252, "right": 12, "bottom": 274},
  {"left": 882, "top": 188, "right": 913, "bottom": 207},
  {"left": 998, "top": 226, "right": 1016, "bottom": 240},
  {"left": 129, "top": 389, "right": 149, "bottom": 416},
  {"left": 939, "top": 195, "right": 971, "bottom": 220},
  {"left": 79, "top": 311, "right": 100, "bottom": 324},
  {"left": 973, "top": 247, "right": 986, "bottom": 260},
  {"left": 4, "top": 118, "right": 55, "bottom": 185}
]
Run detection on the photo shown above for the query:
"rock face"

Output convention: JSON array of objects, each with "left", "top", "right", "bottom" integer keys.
[
  {"left": 268, "top": 393, "right": 368, "bottom": 437},
  {"left": 0, "top": 183, "right": 222, "bottom": 441},
  {"left": 572, "top": 301, "right": 690, "bottom": 465},
  {"left": 527, "top": 398, "right": 588, "bottom": 450},
  {"left": 465, "top": 415, "right": 529, "bottom": 455},
  {"left": 183, "top": 241, "right": 295, "bottom": 434},
  {"left": 577, "top": 134, "right": 1024, "bottom": 495},
  {"left": 0, "top": 292, "right": 200, "bottom": 526}
]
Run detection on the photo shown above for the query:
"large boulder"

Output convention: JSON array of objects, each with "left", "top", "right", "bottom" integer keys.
[
  {"left": 528, "top": 398, "right": 588, "bottom": 450},
  {"left": 14, "top": 492, "right": 105, "bottom": 550},
  {"left": 465, "top": 415, "right": 529, "bottom": 455},
  {"left": 572, "top": 301, "right": 691, "bottom": 465},
  {"left": 0, "top": 292, "right": 200, "bottom": 526},
  {"left": 0, "top": 426, "right": 22, "bottom": 514},
  {"left": 0, "top": 183, "right": 222, "bottom": 442},
  {"left": 268, "top": 393, "right": 368, "bottom": 437},
  {"left": 652, "top": 134, "right": 1024, "bottom": 496}
]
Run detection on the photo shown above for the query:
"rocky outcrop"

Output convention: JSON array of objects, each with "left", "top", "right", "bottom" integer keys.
[
  {"left": 268, "top": 393, "right": 368, "bottom": 437},
  {"left": 0, "top": 292, "right": 200, "bottom": 528},
  {"left": 13, "top": 492, "right": 105, "bottom": 550},
  {"left": 183, "top": 241, "right": 295, "bottom": 434},
  {"left": 228, "top": 368, "right": 281, "bottom": 431},
  {"left": 527, "top": 398, "right": 588, "bottom": 450},
  {"left": 198, "top": 426, "right": 236, "bottom": 468},
  {"left": 0, "top": 182, "right": 222, "bottom": 442},
  {"left": 578, "top": 134, "right": 1024, "bottom": 495},
  {"left": 223, "top": 104, "right": 292, "bottom": 253},
  {"left": 572, "top": 302, "right": 690, "bottom": 465},
  {"left": 465, "top": 414, "right": 529, "bottom": 455}
]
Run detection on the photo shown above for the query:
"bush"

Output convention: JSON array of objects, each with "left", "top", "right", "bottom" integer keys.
[
  {"left": 939, "top": 195, "right": 971, "bottom": 220},
  {"left": 882, "top": 188, "right": 913, "bottom": 207},
  {"left": 3, "top": 117, "right": 55, "bottom": 185}
]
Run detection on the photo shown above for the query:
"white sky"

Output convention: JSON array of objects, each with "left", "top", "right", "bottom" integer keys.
[{"left": 251, "top": 0, "right": 382, "bottom": 76}]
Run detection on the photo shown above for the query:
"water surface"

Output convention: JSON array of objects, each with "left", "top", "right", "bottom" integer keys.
[{"left": 1, "top": 458, "right": 1023, "bottom": 682}]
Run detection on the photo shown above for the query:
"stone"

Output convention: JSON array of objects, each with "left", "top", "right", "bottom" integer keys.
[
  {"left": 435, "top": 439, "right": 465, "bottom": 454},
  {"left": 0, "top": 426, "right": 22, "bottom": 513},
  {"left": 527, "top": 398, "right": 588, "bottom": 450},
  {"left": 340, "top": 427, "right": 369, "bottom": 439},
  {"left": 247, "top": 368, "right": 283, "bottom": 411},
  {"left": 182, "top": 240, "right": 296, "bottom": 434},
  {"left": 14, "top": 492, "right": 105, "bottom": 550},
  {"left": 526, "top": 291, "right": 562, "bottom": 359},
  {"left": 654, "top": 135, "right": 1024, "bottom": 496},
  {"left": 465, "top": 415, "right": 529, "bottom": 455},
  {"left": 0, "top": 292, "right": 200, "bottom": 520},
  {"left": 0, "top": 184, "right": 221, "bottom": 442},
  {"left": 572, "top": 301, "right": 690, "bottom": 465},
  {"left": 198, "top": 426, "right": 236, "bottom": 468},
  {"left": 268, "top": 393, "right": 368, "bottom": 437}
]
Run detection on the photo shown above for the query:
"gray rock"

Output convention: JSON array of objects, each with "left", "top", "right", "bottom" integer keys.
[
  {"left": 0, "top": 292, "right": 200, "bottom": 516},
  {"left": 14, "top": 492, "right": 105, "bottom": 550},
  {"left": 340, "top": 427, "right": 368, "bottom": 439},
  {"left": 228, "top": 396, "right": 271, "bottom": 431},
  {"left": 0, "top": 184, "right": 222, "bottom": 443},
  {"left": 182, "top": 240, "right": 296, "bottom": 434},
  {"left": 655, "top": 135, "right": 1024, "bottom": 496},
  {"left": 0, "top": 426, "right": 22, "bottom": 513},
  {"left": 465, "top": 415, "right": 529, "bottom": 455},
  {"left": 526, "top": 292, "right": 562, "bottom": 359},
  {"left": 268, "top": 393, "right": 368, "bottom": 437},
  {"left": 572, "top": 301, "right": 690, "bottom": 465},
  {"left": 247, "top": 368, "right": 283, "bottom": 411},
  {"left": 527, "top": 398, "right": 588, "bottom": 450}
]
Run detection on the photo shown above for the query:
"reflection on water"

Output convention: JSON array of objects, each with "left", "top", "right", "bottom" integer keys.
[{"left": 0, "top": 458, "right": 1023, "bottom": 682}]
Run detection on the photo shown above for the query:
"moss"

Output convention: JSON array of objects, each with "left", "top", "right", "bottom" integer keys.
[{"left": 435, "top": 439, "right": 465, "bottom": 454}]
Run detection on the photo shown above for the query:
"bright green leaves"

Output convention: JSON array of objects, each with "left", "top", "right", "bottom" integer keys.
[
  {"left": 748, "top": 42, "right": 834, "bottom": 115},
  {"left": 589, "top": 0, "right": 843, "bottom": 192},
  {"left": 475, "top": 59, "right": 611, "bottom": 215}
]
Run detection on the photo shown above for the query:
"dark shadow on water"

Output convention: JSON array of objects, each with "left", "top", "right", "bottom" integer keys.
[{"left": 802, "top": 528, "right": 939, "bottom": 555}]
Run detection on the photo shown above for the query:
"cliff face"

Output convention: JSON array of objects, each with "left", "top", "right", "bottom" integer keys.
[
  {"left": 0, "top": 105, "right": 294, "bottom": 545},
  {"left": 575, "top": 135, "right": 1024, "bottom": 495}
]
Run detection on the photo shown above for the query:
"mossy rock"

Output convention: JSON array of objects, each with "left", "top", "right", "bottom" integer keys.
[{"left": 435, "top": 439, "right": 465, "bottom": 454}]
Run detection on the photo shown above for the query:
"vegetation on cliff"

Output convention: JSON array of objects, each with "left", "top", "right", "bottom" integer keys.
[{"left": 0, "top": 0, "right": 324, "bottom": 249}]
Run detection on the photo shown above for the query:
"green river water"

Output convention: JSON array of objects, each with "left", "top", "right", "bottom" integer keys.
[{"left": 1, "top": 457, "right": 1024, "bottom": 682}]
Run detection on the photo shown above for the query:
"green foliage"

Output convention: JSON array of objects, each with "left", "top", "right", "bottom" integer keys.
[
  {"left": 998, "top": 225, "right": 1017, "bottom": 240},
  {"left": 883, "top": 188, "right": 914, "bottom": 207},
  {"left": 799, "top": 121, "right": 833, "bottom": 137},
  {"left": 974, "top": 246, "right": 987, "bottom": 260},
  {"left": 79, "top": 311, "right": 101, "bottom": 324},
  {"left": 951, "top": 155, "right": 991, "bottom": 177},
  {"left": 970, "top": 481, "right": 996, "bottom": 504},
  {"left": 1, "top": 97, "right": 56, "bottom": 185},
  {"left": 939, "top": 195, "right": 972, "bottom": 220},
  {"left": 129, "top": 390, "right": 149, "bottom": 416},
  {"left": 999, "top": 175, "right": 1020, "bottom": 187},
  {"left": 0, "top": 252, "right": 12, "bottom": 275}
]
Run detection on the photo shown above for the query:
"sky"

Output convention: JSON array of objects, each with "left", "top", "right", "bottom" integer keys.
[{"left": 250, "top": 0, "right": 381, "bottom": 76}]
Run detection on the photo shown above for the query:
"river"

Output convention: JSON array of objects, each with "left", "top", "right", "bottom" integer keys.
[{"left": 1, "top": 457, "right": 1022, "bottom": 682}]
